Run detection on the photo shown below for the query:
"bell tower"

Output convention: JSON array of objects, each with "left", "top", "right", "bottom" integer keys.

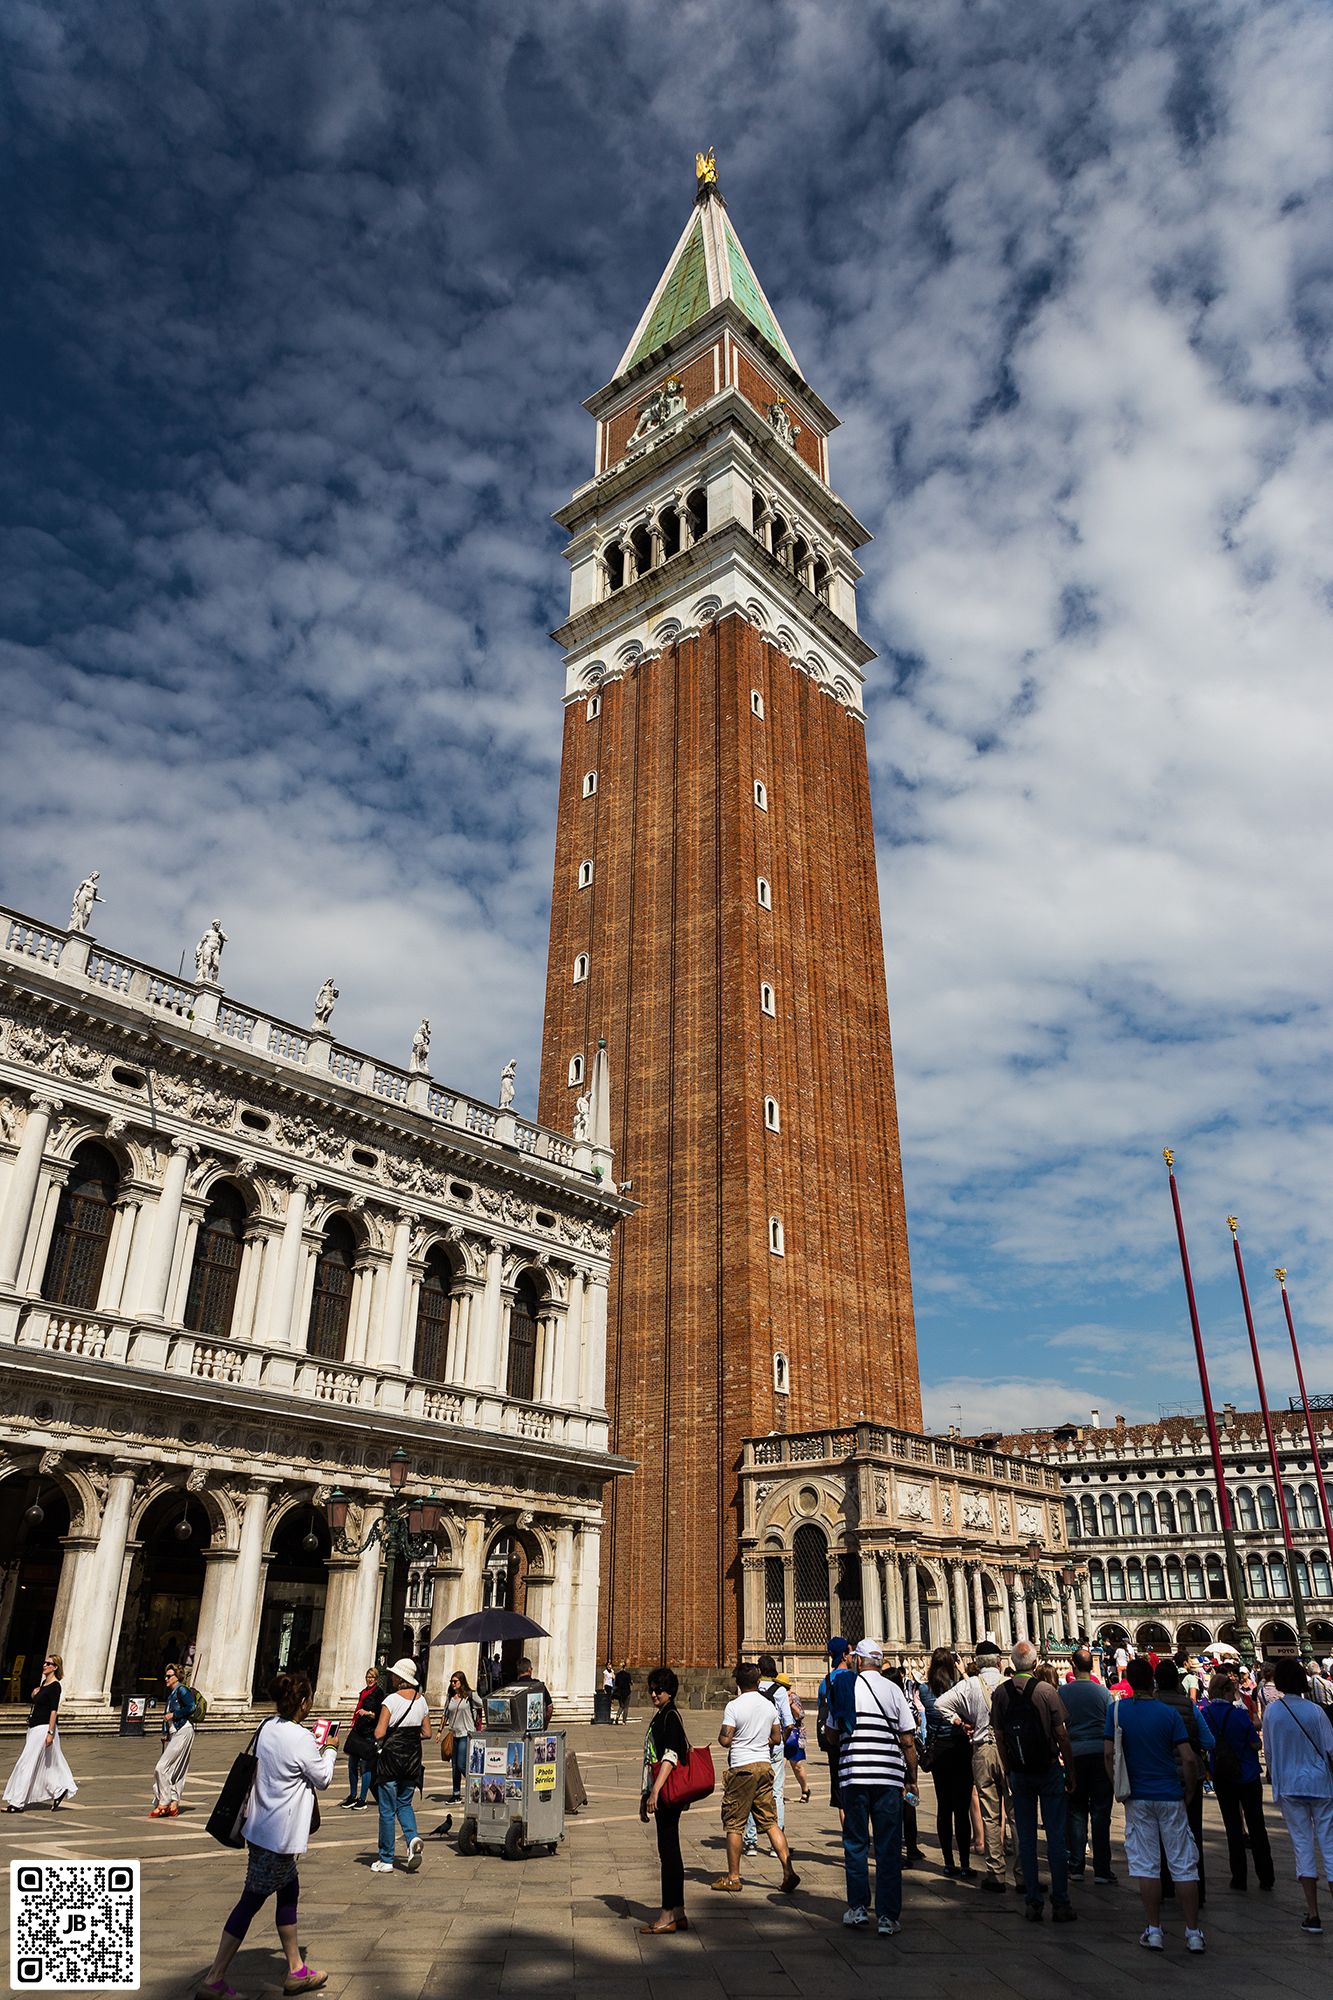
[{"left": 538, "top": 157, "right": 920, "bottom": 1669}]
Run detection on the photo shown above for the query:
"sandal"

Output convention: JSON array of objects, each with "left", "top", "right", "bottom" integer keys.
[
  {"left": 148, "top": 1806, "right": 167, "bottom": 1818},
  {"left": 710, "top": 1875, "right": 743, "bottom": 1893},
  {"left": 639, "top": 1920, "right": 679, "bottom": 1934},
  {"left": 166, "top": 1803, "right": 179, "bottom": 1816}
]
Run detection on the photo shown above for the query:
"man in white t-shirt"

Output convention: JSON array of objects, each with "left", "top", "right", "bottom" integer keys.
[{"left": 713, "top": 1663, "right": 800, "bottom": 1895}]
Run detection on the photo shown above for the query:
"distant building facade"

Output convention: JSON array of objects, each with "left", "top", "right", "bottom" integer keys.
[
  {"left": 0, "top": 898, "right": 629, "bottom": 1720},
  {"left": 989, "top": 1409, "right": 1333, "bottom": 1659}
]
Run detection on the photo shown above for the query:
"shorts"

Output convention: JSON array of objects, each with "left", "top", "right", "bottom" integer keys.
[
  {"left": 1123, "top": 1798, "right": 1198, "bottom": 1881},
  {"left": 722, "top": 1763, "right": 777, "bottom": 1836}
]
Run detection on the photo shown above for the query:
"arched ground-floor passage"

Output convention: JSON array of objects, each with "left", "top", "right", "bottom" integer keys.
[
  {"left": 0, "top": 1476, "right": 71, "bottom": 1697},
  {"left": 111, "top": 1490, "right": 211, "bottom": 1699},
  {"left": 254, "top": 1503, "right": 330, "bottom": 1696}
]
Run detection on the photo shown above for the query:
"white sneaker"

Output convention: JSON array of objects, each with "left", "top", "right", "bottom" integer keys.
[
  {"left": 877, "top": 1916, "right": 901, "bottom": 1936},
  {"left": 406, "top": 1837, "right": 424, "bottom": 1873},
  {"left": 843, "top": 1905, "right": 868, "bottom": 1929},
  {"left": 1139, "top": 1926, "right": 1164, "bottom": 1950},
  {"left": 370, "top": 1860, "right": 394, "bottom": 1873},
  {"left": 1185, "top": 1928, "right": 1206, "bottom": 1953}
]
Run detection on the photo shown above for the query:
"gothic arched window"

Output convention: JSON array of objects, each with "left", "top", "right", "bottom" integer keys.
[
  {"left": 41, "top": 1140, "right": 120, "bottom": 1311},
  {"left": 307, "top": 1217, "right": 357, "bottom": 1362},
  {"left": 184, "top": 1183, "right": 247, "bottom": 1338},
  {"left": 792, "top": 1524, "right": 829, "bottom": 1647},
  {"left": 413, "top": 1247, "right": 455, "bottom": 1384},
  {"left": 506, "top": 1273, "right": 541, "bottom": 1402}
]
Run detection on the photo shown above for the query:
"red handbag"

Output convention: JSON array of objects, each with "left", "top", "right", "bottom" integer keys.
[{"left": 655, "top": 1742, "right": 716, "bottom": 1810}]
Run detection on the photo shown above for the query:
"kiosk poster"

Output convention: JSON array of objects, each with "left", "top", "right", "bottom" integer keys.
[
  {"left": 468, "top": 1739, "right": 486, "bottom": 1776},
  {"left": 483, "top": 1742, "right": 507, "bottom": 1776},
  {"left": 533, "top": 1737, "right": 557, "bottom": 1800},
  {"left": 487, "top": 1696, "right": 512, "bottom": 1729},
  {"left": 505, "top": 1741, "right": 524, "bottom": 1780},
  {"left": 467, "top": 1777, "right": 481, "bottom": 1806},
  {"left": 525, "top": 1689, "right": 546, "bottom": 1733}
]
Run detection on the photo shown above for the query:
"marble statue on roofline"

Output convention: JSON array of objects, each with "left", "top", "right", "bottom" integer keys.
[
  {"left": 194, "top": 918, "right": 227, "bottom": 984},
  {"left": 410, "top": 1018, "right": 431, "bottom": 1073},
  {"left": 573, "top": 1093, "right": 591, "bottom": 1143},
  {"left": 68, "top": 872, "right": 102, "bottom": 933},
  {"left": 311, "top": 978, "right": 338, "bottom": 1031},
  {"left": 498, "top": 1059, "right": 516, "bottom": 1110}
]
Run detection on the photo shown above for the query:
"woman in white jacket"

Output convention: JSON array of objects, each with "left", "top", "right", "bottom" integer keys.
[{"left": 196, "top": 1672, "right": 336, "bottom": 1999}]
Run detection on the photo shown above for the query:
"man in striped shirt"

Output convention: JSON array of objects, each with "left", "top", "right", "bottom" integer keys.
[{"left": 826, "top": 1638, "right": 920, "bottom": 1934}]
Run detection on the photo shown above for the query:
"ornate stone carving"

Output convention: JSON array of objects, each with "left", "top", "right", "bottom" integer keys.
[
  {"left": 69, "top": 872, "right": 102, "bottom": 933},
  {"left": 186, "top": 1467, "right": 208, "bottom": 1493},
  {"left": 941, "top": 1490, "right": 954, "bottom": 1528},
  {"left": 898, "top": 1482, "right": 931, "bottom": 1523},
  {"left": 873, "top": 1474, "right": 888, "bottom": 1515},
  {"left": 961, "top": 1492, "right": 993, "bottom": 1531},
  {"left": 0, "top": 1097, "right": 19, "bottom": 1141},
  {"left": 573, "top": 1094, "right": 591, "bottom": 1142},
  {"left": 1016, "top": 1502, "right": 1044, "bottom": 1538},
  {"left": 312, "top": 979, "right": 338, "bottom": 1031},
  {"left": 190, "top": 1086, "right": 234, "bottom": 1129},
  {"left": 998, "top": 1499, "right": 1012, "bottom": 1534},
  {"left": 628, "top": 376, "right": 687, "bottom": 447},
  {"left": 767, "top": 395, "right": 802, "bottom": 448}
]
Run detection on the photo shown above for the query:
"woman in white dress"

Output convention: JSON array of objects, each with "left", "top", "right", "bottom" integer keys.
[{"left": 4, "top": 1652, "right": 77, "bottom": 1811}]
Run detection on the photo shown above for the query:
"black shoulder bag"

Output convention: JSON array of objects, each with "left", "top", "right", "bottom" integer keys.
[{"left": 206, "top": 1718, "right": 269, "bottom": 1849}]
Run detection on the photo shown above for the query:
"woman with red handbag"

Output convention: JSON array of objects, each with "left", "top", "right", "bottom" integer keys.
[{"left": 639, "top": 1667, "right": 693, "bottom": 1935}]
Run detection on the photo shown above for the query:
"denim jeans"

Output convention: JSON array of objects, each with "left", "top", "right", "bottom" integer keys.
[
  {"left": 1009, "top": 1766, "right": 1070, "bottom": 1907},
  {"left": 344, "top": 1753, "right": 373, "bottom": 1804},
  {"left": 841, "top": 1784, "right": 904, "bottom": 1919},
  {"left": 377, "top": 1777, "right": 420, "bottom": 1864},
  {"left": 1066, "top": 1751, "right": 1113, "bottom": 1879},
  {"left": 450, "top": 1736, "right": 469, "bottom": 1800},
  {"left": 744, "top": 1746, "right": 785, "bottom": 1844}
]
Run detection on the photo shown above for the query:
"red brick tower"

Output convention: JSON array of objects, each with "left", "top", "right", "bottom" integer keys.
[{"left": 538, "top": 160, "right": 920, "bottom": 1669}]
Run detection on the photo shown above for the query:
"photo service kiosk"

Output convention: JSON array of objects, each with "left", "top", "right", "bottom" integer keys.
[{"left": 458, "top": 1682, "right": 566, "bottom": 1858}]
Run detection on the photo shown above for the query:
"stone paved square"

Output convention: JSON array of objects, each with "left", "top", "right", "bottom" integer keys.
[{"left": 0, "top": 1716, "right": 1322, "bottom": 1998}]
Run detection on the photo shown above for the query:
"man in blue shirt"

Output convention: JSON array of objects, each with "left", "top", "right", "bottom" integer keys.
[
  {"left": 1104, "top": 1657, "right": 1204, "bottom": 1953},
  {"left": 1060, "top": 1648, "right": 1115, "bottom": 1883}
]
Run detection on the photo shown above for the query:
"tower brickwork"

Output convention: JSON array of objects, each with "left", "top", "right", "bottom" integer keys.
[{"left": 538, "top": 173, "right": 920, "bottom": 1668}]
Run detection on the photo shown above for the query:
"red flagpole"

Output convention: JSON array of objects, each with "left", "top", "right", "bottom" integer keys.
[
  {"left": 1163, "top": 1150, "right": 1254, "bottom": 1664},
  {"left": 1229, "top": 1219, "right": 1310, "bottom": 1659},
  {"left": 1276, "top": 1267, "right": 1333, "bottom": 1570}
]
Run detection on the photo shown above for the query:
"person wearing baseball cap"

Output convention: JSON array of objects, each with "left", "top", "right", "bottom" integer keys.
[
  {"left": 818, "top": 1640, "right": 853, "bottom": 1821},
  {"left": 825, "top": 1640, "right": 920, "bottom": 1934}
]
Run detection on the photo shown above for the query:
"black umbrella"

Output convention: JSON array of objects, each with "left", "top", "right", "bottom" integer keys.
[{"left": 430, "top": 1608, "right": 549, "bottom": 1646}]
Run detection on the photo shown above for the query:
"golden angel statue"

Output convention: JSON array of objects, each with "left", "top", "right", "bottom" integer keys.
[{"left": 695, "top": 147, "right": 717, "bottom": 187}]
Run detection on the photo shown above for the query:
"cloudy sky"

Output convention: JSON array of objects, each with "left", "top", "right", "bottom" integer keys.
[{"left": 3, "top": 1, "right": 1330, "bottom": 1430}]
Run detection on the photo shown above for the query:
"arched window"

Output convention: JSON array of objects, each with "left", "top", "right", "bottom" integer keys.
[
  {"left": 1147, "top": 1556, "right": 1165, "bottom": 1600},
  {"left": 753, "top": 779, "right": 768, "bottom": 811},
  {"left": 768, "top": 1215, "right": 784, "bottom": 1256},
  {"left": 1196, "top": 1491, "right": 1216, "bottom": 1533},
  {"left": 1269, "top": 1554, "right": 1288, "bottom": 1598},
  {"left": 1177, "top": 1491, "right": 1196, "bottom": 1533},
  {"left": 567, "top": 1054, "right": 584, "bottom": 1086},
  {"left": 1088, "top": 1559, "right": 1106, "bottom": 1602},
  {"left": 1293, "top": 1551, "right": 1311, "bottom": 1596},
  {"left": 1137, "top": 1494, "right": 1155, "bottom": 1535},
  {"left": 792, "top": 1524, "right": 829, "bottom": 1647},
  {"left": 1099, "top": 1496, "right": 1117, "bottom": 1536},
  {"left": 1081, "top": 1496, "right": 1098, "bottom": 1536},
  {"left": 763, "top": 1097, "right": 780, "bottom": 1132},
  {"left": 506, "top": 1273, "right": 541, "bottom": 1402},
  {"left": 1126, "top": 1557, "right": 1145, "bottom": 1599},
  {"left": 1107, "top": 1559, "right": 1125, "bottom": 1602},
  {"left": 1064, "top": 1500, "right": 1079, "bottom": 1540},
  {"left": 1258, "top": 1486, "right": 1279, "bottom": 1530},
  {"left": 1205, "top": 1554, "right": 1226, "bottom": 1599},
  {"left": 413, "top": 1247, "right": 455, "bottom": 1384},
  {"left": 1236, "top": 1487, "right": 1257, "bottom": 1531},
  {"left": 41, "top": 1140, "right": 119, "bottom": 1310},
  {"left": 1313, "top": 1551, "right": 1332, "bottom": 1595},
  {"left": 685, "top": 486, "right": 708, "bottom": 541},
  {"left": 760, "top": 981, "right": 776, "bottom": 1016},
  {"left": 572, "top": 953, "right": 589, "bottom": 984},
  {"left": 751, "top": 688, "right": 765, "bottom": 718},
  {"left": 184, "top": 1183, "right": 247, "bottom": 1338},
  {"left": 756, "top": 876, "right": 772, "bottom": 909},
  {"left": 764, "top": 1556, "right": 785, "bottom": 1645},
  {"left": 307, "top": 1217, "right": 357, "bottom": 1361},
  {"left": 577, "top": 859, "right": 593, "bottom": 889},
  {"left": 1185, "top": 1556, "right": 1205, "bottom": 1600},
  {"left": 1299, "top": 1483, "right": 1321, "bottom": 1530},
  {"left": 1282, "top": 1484, "right": 1298, "bottom": 1525},
  {"left": 1157, "top": 1492, "right": 1177, "bottom": 1535},
  {"left": 1118, "top": 1495, "right": 1136, "bottom": 1536},
  {"left": 582, "top": 770, "right": 598, "bottom": 797},
  {"left": 1247, "top": 1554, "right": 1268, "bottom": 1599},
  {"left": 1166, "top": 1555, "right": 1185, "bottom": 1600}
]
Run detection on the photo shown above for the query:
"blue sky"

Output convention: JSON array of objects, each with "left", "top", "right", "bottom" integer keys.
[{"left": 3, "top": 2, "right": 1331, "bottom": 1430}]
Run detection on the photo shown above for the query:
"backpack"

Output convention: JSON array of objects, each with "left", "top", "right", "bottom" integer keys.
[
  {"left": 816, "top": 1673, "right": 836, "bottom": 1752},
  {"left": 999, "top": 1678, "right": 1053, "bottom": 1775},
  {"left": 184, "top": 1687, "right": 205, "bottom": 1725}
]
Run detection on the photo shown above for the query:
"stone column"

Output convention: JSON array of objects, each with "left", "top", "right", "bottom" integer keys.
[
  {"left": 472, "top": 1244, "right": 505, "bottom": 1391},
  {"left": 860, "top": 1551, "right": 883, "bottom": 1642},
  {"left": 376, "top": 1214, "right": 414, "bottom": 1370},
  {"left": 1078, "top": 1571, "right": 1092, "bottom": 1640},
  {"left": 446, "top": 1280, "right": 478, "bottom": 1383},
  {"left": 903, "top": 1559, "right": 918, "bottom": 1647},
  {"left": 882, "top": 1553, "right": 904, "bottom": 1649},
  {"left": 547, "top": 1522, "right": 578, "bottom": 1706},
  {"left": 59, "top": 1465, "right": 136, "bottom": 1703},
  {"left": 319, "top": 1519, "right": 385, "bottom": 1711},
  {"left": 99, "top": 1196, "right": 142, "bottom": 1314},
  {"left": 137, "top": 1140, "right": 195, "bottom": 1321},
  {"left": 951, "top": 1563, "right": 970, "bottom": 1646},
  {"left": 579, "top": 1273, "right": 609, "bottom": 1412},
  {"left": 208, "top": 1485, "right": 271, "bottom": 1702},
  {"left": 1013, "top": 1582, "right": 1029, "bottom": 1645},
  {"left": 192, "top": 1546, "right": 239, "bottom": 1700},
  {"left": 742, "top": 1556, "right": 764, "bottom": 1655},
  {"left": 424, "top": 1544, "right": 462, "bottom": 1707},
  {"left": 972, "top": 1566, "right": 987, "bottom": 1641},
  {"left": 567, "top": 1522, "right": 602, "bottom": 1721},
  {"left": 0, "top": 1096, "right": 59, "bottom": 1288},
  {"left": 265, "top": 1179, "right": 314, "bottom": 1346},
  {"left": 561, "top": 1269, "right": 585, "bottom": 1405}
]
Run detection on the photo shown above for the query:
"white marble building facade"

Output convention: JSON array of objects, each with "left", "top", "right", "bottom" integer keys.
[{"left": 0, "top": 900, "right": 630, "bottom": 1721}]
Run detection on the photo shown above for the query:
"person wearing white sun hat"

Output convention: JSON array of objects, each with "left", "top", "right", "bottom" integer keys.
[{"left": 370, "top": 1659, "right": 432, "bottom": 1874}]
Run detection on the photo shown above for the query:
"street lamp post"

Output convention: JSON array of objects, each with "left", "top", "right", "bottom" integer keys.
[
  {"left": 1001, "top": 1541, "right": 1063, "bottom": 1650},
  {"left": 327, "top": 1446, "right": 444, "bottom": 1677}
]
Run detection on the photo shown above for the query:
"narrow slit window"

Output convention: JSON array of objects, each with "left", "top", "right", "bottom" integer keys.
[
  {"left": 568, "top": 1054, "right": 584, "bottom": 1086},
  {"left": 753, "top": 779, "right": 768, "bottom": 811},
  {"left": 760, "top": 981, "right": 776, "bottom": 1016},
  {"left": 751, "top": 689, "right": 765, "bottom": 718},
  {"left": 586, "top": 693, "right": 602, "bottom": 720},
  {"left": 583, "top": 770, "right": 598, "bottom": 797},
  {"left": 757, "top": 876, "right": 771, "bottom": 909},
  {"left": 768, "top": 1215, "right": 784, "bottom": 1256},
  {"left": 764, "top": 1097, "right": 780, "bottom": 1131},
  {"left": 573, "top": 953, "right": 589, "bottom": 984},
  {"left": 577, "top": 859, "right": 593, "bottom": 889}
]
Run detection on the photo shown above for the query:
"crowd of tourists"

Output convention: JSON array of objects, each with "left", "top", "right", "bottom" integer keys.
[{"left": 632, "top": 1635, "right": 1333, "bottom": 1955}]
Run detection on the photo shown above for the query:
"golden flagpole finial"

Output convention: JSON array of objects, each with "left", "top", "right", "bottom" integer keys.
[
  {"left": 1162, "top": 1147, "right": 1175, "bottom": 1168},
  {"left": 1275, "top": 1266, "right": 1287, "bottom": 1284},
  {"left": 1226, "top": 1215, "right": 1238, "bottom": 1237}
]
